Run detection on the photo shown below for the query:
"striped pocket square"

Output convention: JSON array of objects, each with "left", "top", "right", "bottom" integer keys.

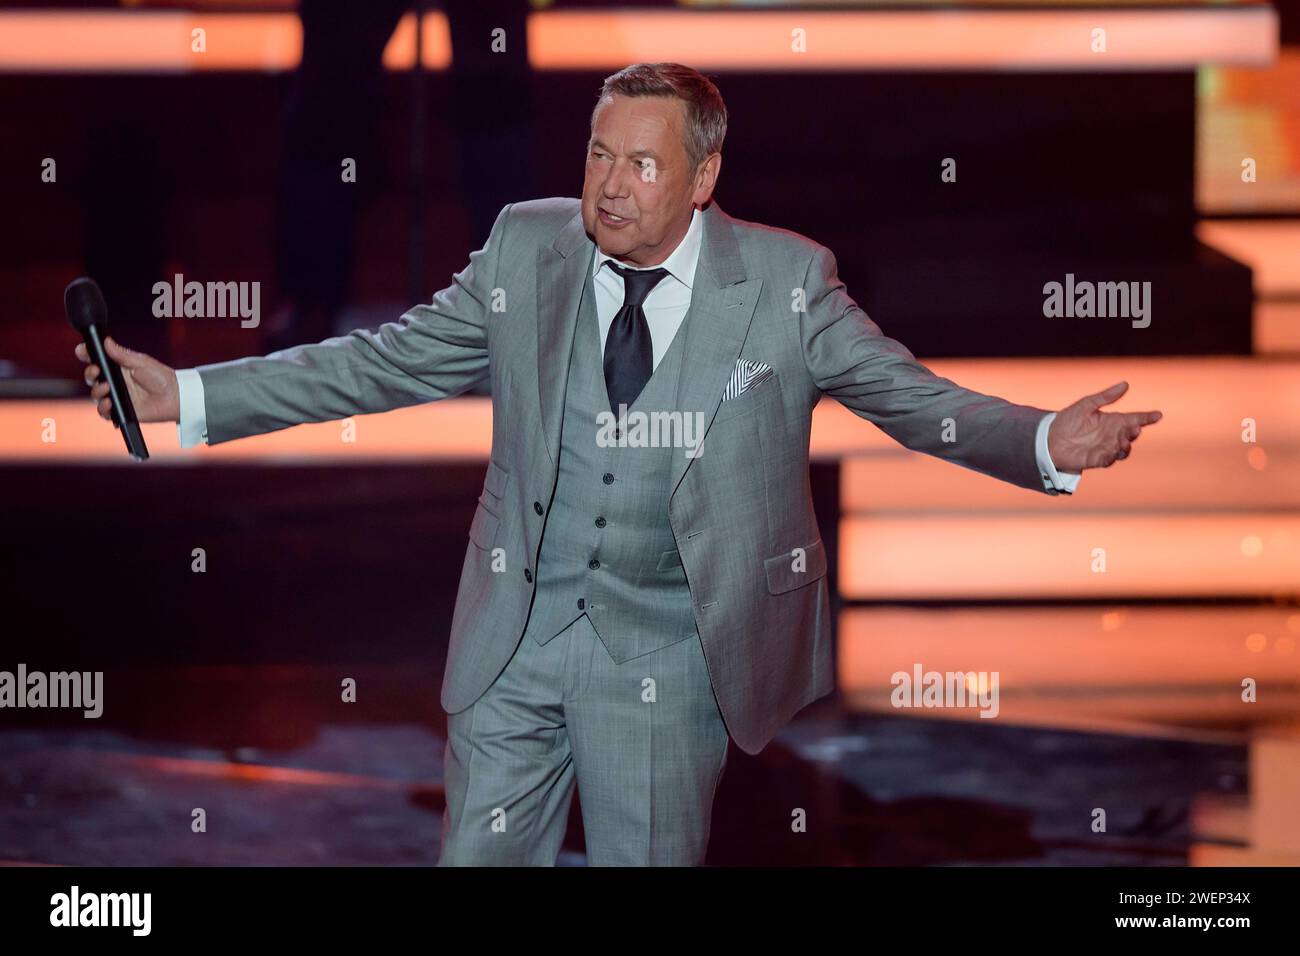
[{"left": 721, "top": 359, "right": 774, "bottom": 402}]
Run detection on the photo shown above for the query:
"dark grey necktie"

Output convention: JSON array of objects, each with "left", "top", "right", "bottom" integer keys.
[{"left": 602, "top": 260, "right": 670, "bottom": 413}]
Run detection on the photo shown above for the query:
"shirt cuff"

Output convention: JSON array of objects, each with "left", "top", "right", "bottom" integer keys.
[
  {"left": 175, "top": 367, "right": 209, "bottom": 448},
  {"left": 1036, "top": 411, "right": 1081, "bottom": 495}
]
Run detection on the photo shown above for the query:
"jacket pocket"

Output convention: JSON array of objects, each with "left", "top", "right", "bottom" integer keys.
[
  {"left": 468, "top": 499, "right": 501, "bottom": 551},
  {"left": 483, "top": 458, "right": 509, "bottom": 500},
  {"left": 712, "top": 371, "right": 781, "bottom": 425},
  {"left": 763, "top": 537, "right": 827, "bottom": 594}
]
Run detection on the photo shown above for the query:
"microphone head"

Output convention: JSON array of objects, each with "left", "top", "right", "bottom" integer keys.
[{"left": 64, "top": 276, "right": 107, "bottom": 332}]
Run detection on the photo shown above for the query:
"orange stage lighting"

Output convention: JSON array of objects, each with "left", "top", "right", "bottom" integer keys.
[
  {"left": 0, "top": 7, "right": 1276, "bottom": 73},
  {"left": 527, "top": 8, "right": 1277, "bottom": 72},
  {"left": 0, "top": 10, "right": 451, "bottom": 73}
]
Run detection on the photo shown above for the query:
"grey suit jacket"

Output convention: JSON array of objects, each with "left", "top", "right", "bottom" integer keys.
[{"left": 197, "top": 198, "right": 1054, "bottom": 754}]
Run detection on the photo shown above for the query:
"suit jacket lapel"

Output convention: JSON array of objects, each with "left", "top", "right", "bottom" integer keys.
[
  {"left": 668, "top": 202, "right": 762, "bottom": 498},
  {"left": 536, "top": 211, "right": 592, "bottom": 464}
]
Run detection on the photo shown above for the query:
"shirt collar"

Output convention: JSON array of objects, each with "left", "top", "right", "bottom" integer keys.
[{"left": 591, "top": 206, "right": 703, "bottom": 290}]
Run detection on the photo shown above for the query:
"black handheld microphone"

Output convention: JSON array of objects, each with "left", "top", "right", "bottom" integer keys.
[{"left": 64, "top": 277, "right": 150, "bottom": 461}]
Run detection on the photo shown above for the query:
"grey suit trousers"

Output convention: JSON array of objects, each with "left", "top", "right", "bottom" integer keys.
[{"left": 437, "top": 614, "right": 730, "bottom": 866}]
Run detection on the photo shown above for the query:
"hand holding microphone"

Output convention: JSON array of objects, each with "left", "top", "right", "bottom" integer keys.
[{"left": 66, "top": 277, "right": 180, "bottom": 460}]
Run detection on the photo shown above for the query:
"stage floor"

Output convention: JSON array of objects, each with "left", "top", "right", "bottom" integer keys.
[{"left": 0, "top": 667, "right": 1244, "bottom": 867}]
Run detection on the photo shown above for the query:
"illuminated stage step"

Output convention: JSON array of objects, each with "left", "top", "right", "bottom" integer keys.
[
  {"left": 1199, "top": 220, "right": 1300, "bottom": 354},
  {"left": 839, "top": 605, "right": 1300, "bottom": 732},
  {"left": 1255, "top": 302, "right": 1300, "bottom": 355},
  {"left": 1198, "top": 220, "right": 1300, "bottom": 297},
  {"left": 842, "top": 445, "right": 1300, "bottom": 512},
  {"left": 839, "top": 512, "right": 1300, "bottom": 599}
]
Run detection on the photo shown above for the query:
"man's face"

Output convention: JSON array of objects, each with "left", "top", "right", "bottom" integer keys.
[{"left": 582, "top": 93, "right": 718, "bottom": 266}]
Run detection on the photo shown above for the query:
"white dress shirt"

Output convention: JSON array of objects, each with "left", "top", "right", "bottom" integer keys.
[
  {"left": 592, "top": 205, "right": 703, "bottom": 371},
  {"left": 174, "top": 205, "right": 1080, "bottom": 493}
]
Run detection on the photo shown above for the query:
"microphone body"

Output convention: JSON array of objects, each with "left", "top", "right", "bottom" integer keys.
[{"left": 64, "top": 277, "right": 150, "bottom": 461}]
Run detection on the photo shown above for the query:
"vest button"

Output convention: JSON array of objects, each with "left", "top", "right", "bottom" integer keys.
[
  {"left": 588, "top": 558, "right": 600, "bottom": 570},
  {"left": 602, "top": 472, "right": 614, "bottom": 484},
  {"left": 594, "top": 516, "right": 606, "bottom": 528},
  {"left": 524, "top": 568, "right": 533, "bottom": 583},
  {"left": 577, "top": 598, "right": 586, "bottom": 610},
  {"left": 533, "top": 501, "right": 543, "bottom": 515}
]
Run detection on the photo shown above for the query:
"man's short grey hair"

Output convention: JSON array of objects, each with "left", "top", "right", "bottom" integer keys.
[{"left": 592, "top": 62, "right": 727, "bottom": 172}]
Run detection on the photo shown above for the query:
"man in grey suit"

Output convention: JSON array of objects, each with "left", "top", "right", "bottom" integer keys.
[{"left": 78, "top": 62, "right": 1162, "bottom": 866}]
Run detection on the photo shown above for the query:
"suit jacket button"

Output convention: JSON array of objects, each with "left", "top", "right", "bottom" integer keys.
[
  {"left": 602, "top": 472, "right": 614, "bottom": 484},
  {"left": 533, "top": 501, "right": 544, "bottom": 515},
  {"left": 588, "top": 558, "right": 600, "bottom": 570},
  {"left": 594, "top": 516, "right": 606, "bottom": 528},
  {"left": 524, "top": 568, "right": 533, "bottom": 583}
]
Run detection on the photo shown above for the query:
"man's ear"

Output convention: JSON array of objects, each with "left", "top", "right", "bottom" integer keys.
[{"left": 692, "top": 153, "right": 722, "bottom": 206}]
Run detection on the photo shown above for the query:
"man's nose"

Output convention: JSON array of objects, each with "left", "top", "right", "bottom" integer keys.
[{"left": 601, "top": 159, "right": 633, "bottom": 198}]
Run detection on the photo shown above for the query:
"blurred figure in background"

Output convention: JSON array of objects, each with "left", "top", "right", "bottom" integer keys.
[{"left": 266, "top": 0, "right": 537, "bottom": 351}]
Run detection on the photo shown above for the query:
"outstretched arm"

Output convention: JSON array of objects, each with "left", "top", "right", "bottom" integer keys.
[
  {"left": 798, "top": 244, "right": 1160, "bottom": 492},
  {"left": 79, "top": 205, "right": 514, "bottom": 445},
  {"left": 79, "top": 204, "right": 513, "bottom": 446},
  {"left": 186, "top": 202, "right": 513, "bottom": 445},
  {"left": 800, "top": 243, "right": 1049, "bottom": 492}
]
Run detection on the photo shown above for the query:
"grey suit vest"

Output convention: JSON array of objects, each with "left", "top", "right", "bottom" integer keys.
[{"left": 522, "top": 258, "right": 698, "bottom": 663}]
